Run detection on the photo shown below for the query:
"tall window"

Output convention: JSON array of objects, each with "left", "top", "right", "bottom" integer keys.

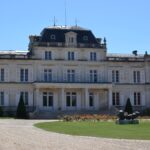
[
  {"left": 45, "top": 51, "right": 52, "bottom": 60},
  {"left": 112, "top": 70, "right": 119, "bottom": 83},
  {"left": 90, "top": 52, "right": 97, "bottom": 61},
  {"left": 112, "top": 92, "right": 120, "bottom": 106},
  {"left": 0, "top": 92, "right": 4, "bottom": 106},
  {"left": 67, "top": 70, "right": 75, "bottom": 82},
  {"left": 0, "top": 68, "right": 4, "bottom": 81},
  {"left": 68, "top": 52, "right": 75, "bottom": 60},
  {"left": 44, "top": 69, "right": 52, "bottom": 82},
  {"left": 43, "top": 92, "right": 53, "bottom": 107},
  {"left": 89, "top": 92, "right": 94, "bottom": 107},
  {"left": 134, "top": 92, "right": 141, "bottom": 106},
  {"left": 69, "top": 37, "right": 74, "bottom": 43},
  {"left": 133, "top": 71, "right": 140, "bottom": 83},
  {"left": 66, "top": 92, "right": 76, "bottom": 107},
  {"left": 20, "top": 92, "right": 28, "bottom": 106},
  {"left": 20, "top": 69, "right": 28, "bottom": 82},
  {"left": 90, "top": 70, "right": 97, "bottom": 82}
]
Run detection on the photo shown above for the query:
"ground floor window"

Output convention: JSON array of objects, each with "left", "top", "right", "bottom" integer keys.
[
  {"left": 66, "top": 92, "right": 77, "bottom": 107},
  {"left": 43, "top": 92, "right": 53, "bottom": 107},
  {"left": 134, "top": 92, "right": 141, "bottom": 106},
  {"left": 0, "top": 92, "right": 4, "bottom": 106},
  {"left": 89, "top": 92, "right": 94, "bottom": 107},
  {"left": 112, "top": 92, "right": 120, "bottom": 106},
  {"left": 20, "top": 91, "right": 28, "bottom": 105}
]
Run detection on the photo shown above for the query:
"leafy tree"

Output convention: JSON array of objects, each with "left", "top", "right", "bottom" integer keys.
[
  {"left": 0, "top": 106, "right": 3, "bottom": 117},
  {"left": 16, "top": 95, "right": 28, "bottom": 119},
  {"left": 124, "top": 98, "right": 133, "bottom": 114}
]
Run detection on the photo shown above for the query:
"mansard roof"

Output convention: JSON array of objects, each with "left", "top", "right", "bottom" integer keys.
[{"left": 38, "top": 25, "right": 99, "bottom": 44}]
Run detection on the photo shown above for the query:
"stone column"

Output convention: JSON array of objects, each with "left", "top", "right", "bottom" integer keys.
[
  {"left": 108, "top": 88, "right": 112, "bottom": 109},
  {"left": 61, "top": 88, "right": 65, "bottom": 110},
  {"left": 35, "top": 88, "right": 40, "bottom": 110},
  {"left": 85, "top": 88, "right": 89, "bottom": 110}
]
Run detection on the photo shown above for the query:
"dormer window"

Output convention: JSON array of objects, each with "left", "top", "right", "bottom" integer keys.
[
  {"left": 83, "top": 36, "right": 88, "bottom": 41},
  {"left": 50, "top": 34, "right": 56, "bottom": 40},
  {"left": 65, "top": 32, "right": 77, "bottom": 47}
]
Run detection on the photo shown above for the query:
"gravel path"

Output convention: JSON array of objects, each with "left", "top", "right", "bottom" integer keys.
[{"left": 0, "top": 119, "right": 150, "bottom": 150}]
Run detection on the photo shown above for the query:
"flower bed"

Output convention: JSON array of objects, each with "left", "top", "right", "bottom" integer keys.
[{"left": 61, "top": 114, "right": 117, "bottom": 122}]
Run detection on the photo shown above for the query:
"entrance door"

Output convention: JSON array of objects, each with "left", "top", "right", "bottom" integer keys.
[
  {"left": 66, "top": 92, "right": 77, "bottom": 110},
  {"left": 43, "top": 92, "right": 53, "bottom": 110}
]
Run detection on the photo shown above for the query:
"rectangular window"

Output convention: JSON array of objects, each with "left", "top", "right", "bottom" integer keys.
[
  {"left": 20, "top": 69, "right": 28, "bottom": 82},
  {"left": 68, "top": 52, "right": 75, "bottom": 60},
  {"left": 89, "top": 93, "right": 94, "bottom": 107},
  {"left": 0, "top": 69, "right": 4, "bottom": 81},
  {"left": 43, "top": 92, "right": 53, "bottom": 107},
  {"left": 112, "top": 92, "right": 120, "bottom": 106},
  {"left": 45, "top": 51, "right": 52, "bottom": 60},
  {"left": 0, "top": 92, "right": 4, "bottom": 106},
  {"left": 112, "top": 70, "right": 119, "bottom": 83},
  {"left": 134, "top": 92, "right": 141, "bottom": 106},
  {"left": 90, "top": 52, "right": 97, "bottom": 61},
  {"left": 44, "top": 69, "right": 52, "bottom": 82},
  {"left": 90, "top": 70, "right": 97, "bottom": 82},
  {"left": 67, "top": 70, "right": 75, "bottom": 82},
  {"left": 133, "top": 71, "right": 140, "bottom": 83},
  {"left": 66, "top": 92, "right": 77, "bottom": 107},
  {"left": 20, "top": 91, "right": 28, "bottom": 105}
]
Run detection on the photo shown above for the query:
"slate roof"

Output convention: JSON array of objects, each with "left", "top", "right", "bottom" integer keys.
[{"left": 37, "top": 26, "right": 99, "bottom": 44}]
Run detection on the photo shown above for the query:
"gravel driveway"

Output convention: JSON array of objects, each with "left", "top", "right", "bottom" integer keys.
[{"left": 0, "top": 119, "right": 150, "bottom": 150}]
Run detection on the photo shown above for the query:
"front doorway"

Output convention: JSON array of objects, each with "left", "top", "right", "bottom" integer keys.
[
  {"left": 66, "top": 92, "right": 77, "bottom": 110},
  {"left": 43, "top": 92, "right": 53, "bottom": 110}
]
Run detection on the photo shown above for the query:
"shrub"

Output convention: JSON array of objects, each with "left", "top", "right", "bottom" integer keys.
[
  {"left": 16, "top": 95, "right": 28, "bottom": 119},
  {"left": 141, "top": 108, "right": 150, "bottom": 116},
  {"left": 0, "top": 106, "right": 3, "bottom": 117},
  {"left": 124, "top": 98, "right": 133, "bottom": 114}
]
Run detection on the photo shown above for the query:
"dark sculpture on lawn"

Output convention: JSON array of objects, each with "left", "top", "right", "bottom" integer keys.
[{"left": 116, "top": 110, "right": 140, "bottom": 124}]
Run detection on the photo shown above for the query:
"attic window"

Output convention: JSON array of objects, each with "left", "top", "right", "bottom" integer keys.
[
  {"left": 50, "top": 34, "right": 56, "bottom": 40},
  {"left": 83, "top": 36, "right": 88, "bottom": 41}
]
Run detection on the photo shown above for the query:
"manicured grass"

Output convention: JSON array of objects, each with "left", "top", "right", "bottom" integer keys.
[{"left": 34, "top": 121, "right": 150, "bottom": 140}]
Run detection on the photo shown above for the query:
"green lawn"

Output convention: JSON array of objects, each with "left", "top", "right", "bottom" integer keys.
[{"left": 34, "top": 121, "right": 150, "bottom": 140}]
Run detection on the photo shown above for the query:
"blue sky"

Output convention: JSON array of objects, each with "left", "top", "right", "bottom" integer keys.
[{"left": 0, "top": 0, "right": 150, "bottom": 54}]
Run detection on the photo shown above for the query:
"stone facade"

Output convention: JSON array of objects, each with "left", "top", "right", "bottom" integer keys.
[{"left": 0, "top": 25, "right": 150, "bottom": 115}]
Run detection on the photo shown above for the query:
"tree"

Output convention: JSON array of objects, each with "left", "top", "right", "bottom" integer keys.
[
  {"left": 124, "top": 98, "right": 133, "bottom": 114},
  {"left": 16, "top": 95, "right": 28, "bottom": 119}
]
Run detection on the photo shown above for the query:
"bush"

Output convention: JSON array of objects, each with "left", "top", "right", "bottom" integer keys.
[
  {"left": 124, "top": 98, "right": 133, "bottom": 114},
  {"left": 0, "top": 106, "right": 3, "bottom": 117},
  {"left": 16, "top": 95, "right": 28, "bottom": 119},
  {"left": 141, "top": 108, "right": 150, "bottom": 116}
]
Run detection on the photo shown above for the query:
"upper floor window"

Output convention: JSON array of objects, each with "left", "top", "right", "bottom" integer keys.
[
  {"left": 67, "top": 70, "right": 75, "bottom": 82},
  {"left": 45, "top": 51, "right": 52, "bottom": 60},
  {"left": 69, "top": 37, "right": 74, "bottom": 43},
  {"left": 68, "top": 52, "right": 75, "bottom": 60},
  {"left": 133, "top": 71, "right": 140, "bottom": 83},
  {"left": 0, "top": 92, "right": 4, "bottom": 106},
  {"left": 20, "top": 91, "right": 29, "bottom": 106},
  {"left": 0, "top": 68, "right": 4, "bottom": 82},
  {"left": 50, "top": 34, "right": 56, "bottom": 40},
  {"left": 20, "top": 69, "right": 28, "bottom": 82},
  {"left": 90, "top": 52, "right": 97, "bottom": 61},
  {"left": 134, "top": 92, "right": 141, "bottom": 106},
  {"left": 90, "top": 70, "right": 97, "bottom": 82},
  {"left": 112, "top": 70, "right": 119, "bottom": 83},
  {"left": 112, "top": 92, "right": 120, "bottom": 106},
  {"left": 44, "top": 69, "right": 52, "bottom": 82}
]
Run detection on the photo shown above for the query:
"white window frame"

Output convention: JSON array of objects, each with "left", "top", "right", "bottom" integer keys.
[
  {"left": 44, "top": 69, "right": 52, "bottom": 82},
  {"left": 134, "top": 92, "right": 141, "bottom": 106},
  {"left": 112, "top": 92, "right": 120, "bottom": 106},
  {"left": 45, "top": 51, "right": 52, "bottom": 60},
  {"left": 90, "top": 70, "right": 97, "bottom": 82},
  {"left": 20, "top": 69, "right": 28, "bottom": 82}
]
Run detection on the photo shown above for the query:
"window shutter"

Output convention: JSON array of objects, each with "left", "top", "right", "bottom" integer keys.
[
  {"left": 63, "top": 69, "right": 67, "bottom": 82},
  {"left": 76, "top": 69, "right": 80, "bottom": 82},
  {"left": 29, "top": 92, "right": 33, "bottom": 106},
  {"left": 52, "top": 68, "right": 57, "bottom": 82},
  {"left": 5, "top": 67, "right": 9, "bottom": 82},
  {"left": 141, "top": 70, "right": 145, "bottom": 83},
  {"left": 141, "top": 93, "right": 145, "bottom": 106},
  {"left": 16, "top": 92, "right": 20, "bottom": 106}
]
